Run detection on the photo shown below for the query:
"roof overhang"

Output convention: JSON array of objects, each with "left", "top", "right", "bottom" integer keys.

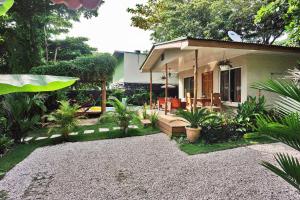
[{"left": 140, "top": 37, "right": 300, "bottom": 73}]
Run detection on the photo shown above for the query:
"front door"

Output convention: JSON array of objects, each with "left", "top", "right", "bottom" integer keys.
[{"left": 202, "top": 71, "right": 213, "bottom": 98}]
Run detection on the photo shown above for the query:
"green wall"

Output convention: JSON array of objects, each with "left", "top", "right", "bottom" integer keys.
[{"left": 113, "top": 54, "right": 124, "bottom": 83}]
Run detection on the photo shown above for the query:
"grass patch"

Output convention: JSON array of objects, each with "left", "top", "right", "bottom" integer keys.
[
  {"left": 0, "top": 122, "right": 159, "bottom": 178},
  {"left": 177, "top": 133, "right": 275, "bottom": 155}
]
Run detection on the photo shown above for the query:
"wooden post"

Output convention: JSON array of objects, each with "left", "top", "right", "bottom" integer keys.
[
  {"left": 165, "top": 64, "right": 168, "bottom": 115},
  {"left": 150, "top": 70, "right": 153, "bottom": 110},
  {"left": 101, "top": 79, "right": 106, "bottom": 113},
  {"left": 193, "top": 50, "right": 199, "bottom": 112}
]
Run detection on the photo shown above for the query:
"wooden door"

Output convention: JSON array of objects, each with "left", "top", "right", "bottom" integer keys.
[{"left": 202, "top": 71, "right": 213, "bottom": 98}]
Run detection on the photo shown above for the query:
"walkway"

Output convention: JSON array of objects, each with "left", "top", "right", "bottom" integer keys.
[{"left": 0, "top": 134, "right": 299, "bottom": 199}]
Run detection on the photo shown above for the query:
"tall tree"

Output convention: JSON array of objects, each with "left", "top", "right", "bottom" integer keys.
[
  {"left": 0, "top": 0, "right": 99, "bottom": 73},
  {"left": 48, "top": 37, "right": 97, "bottom": 62},
  {"left": 128, "top": 0, "right": 286, "bottom": 44},
  {"left": 255, "top": 0, "right": 300, "bottom": 46}
]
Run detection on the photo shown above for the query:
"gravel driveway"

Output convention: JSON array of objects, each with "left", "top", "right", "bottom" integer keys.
[{"left": 0, "top": 133, "right": 299, "bottom": 200}]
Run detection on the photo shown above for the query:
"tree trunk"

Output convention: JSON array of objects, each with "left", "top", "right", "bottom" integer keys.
[{"left": 101, "top": 79, "right": 106, "bottom": 113}]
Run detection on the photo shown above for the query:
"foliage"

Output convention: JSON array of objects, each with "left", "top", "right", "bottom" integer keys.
[
  {"left": 149, "top": 111, "right": 159, "bottom": 128},
  {"left": 0, "top": 135, "right": 12, "bottom": 154},
  {"left": 141, "top": 103, "right": 148, "bottom": 119},
  {"left": 255, "top": 0, "right": 300, "bottom": 46},
  {"left": 31, "top": 53, "right": 117, "bottom": 83},
  {"left": 0, "top": 74, "right": 78, "bottom": 95},
  {"left": 128, "top": 0, "right": 286, "bottom": 44},
  {"left": 0, "top": 0, "right": 99, "bottom": 73},
  {"left": 237, "top": 96, "right": 267, "bottom": 132},
  {"left": 48, "top": 37, "right": 97, "bottom": 61},
  {"left": 0, "top": 0, "right": 14, "bottom": 16},
  {"left": 176, "top": 108, "right": 216, "bottom": 128},
  {"left": 128, "top": 89, "right": 150, "bottom": 105},
  {"left": 48, "top": 101, "right": 79, "bottom": 139},
  {"left": 99, "top": 98, "right": 137, "bottom": 135},
  {"left": 1, "top": 94, "right": 46, "bottom": 143},
  {"left": 108, "top": 89, "right": 125, "bottom": 101},
  {"left": 253, "top": 72, "right": 300, "bottom": 191}
]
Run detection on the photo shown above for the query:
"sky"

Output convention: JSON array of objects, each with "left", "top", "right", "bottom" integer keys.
[{"left": 63, "top": 0, "right": 153, "bottom": 54}]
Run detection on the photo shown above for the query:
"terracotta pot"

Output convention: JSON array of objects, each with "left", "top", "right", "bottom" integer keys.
[
  {"left": 81, "top": 0, "right": 101, "bottom": 9},
  {"left": 64, "top": 0, "right": 82, "bottom": 10},
  {"left": 185, "top": 126, "right": 201, "bottom": 143}
]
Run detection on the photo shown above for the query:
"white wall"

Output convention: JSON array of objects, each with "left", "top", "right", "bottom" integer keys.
[
  {"left": 123, "top": 52, "right": 178, "bottom": 85},
  {"left": 178, "top": 53, "right": 300, "bottom": 106}
]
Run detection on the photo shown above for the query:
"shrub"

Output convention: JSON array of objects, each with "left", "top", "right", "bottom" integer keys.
[
  {"left": 237, "top": 96, "right": 267, "bottom": 132},
  {"left": 149, "top": 112, "right": 159, "bottom": 128},
  {"left": 1, "top": 94, "right": 46, "bottom": 143},
  {"left": 0, "top": 135, "right": 12, "bottom": 155},
  {"left": 176, "top": 108, "right": 216, "bottom": 128},
  {"left": 100, "top": 98, "right": 137, "bottom": 135},
  {"left": 48, "top": 101, "right": 79, "bottom": 139}
]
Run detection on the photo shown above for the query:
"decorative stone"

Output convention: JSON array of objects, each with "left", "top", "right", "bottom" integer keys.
[
  {"left": 99, "top": 128, "right": 109, "bottom": 132},
  {"left": 84, "top": 130, "right": 94, "bottom": 134}
]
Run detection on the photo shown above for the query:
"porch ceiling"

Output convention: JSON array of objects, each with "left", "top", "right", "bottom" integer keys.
[{"left": 141, "top": 37, "right": 300, "bottom": 73}]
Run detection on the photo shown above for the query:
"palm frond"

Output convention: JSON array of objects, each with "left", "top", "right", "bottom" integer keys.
[
  {"left": 261, "top": 153, "right": 300, "bottom": 191},
  {"left": 252, "top": 80, "right": 300, "bottom": 102},
  {"left": 276, "top": 96, "right": 300, "bottom": 115}
]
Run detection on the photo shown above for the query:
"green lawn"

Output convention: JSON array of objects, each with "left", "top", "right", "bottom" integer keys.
[
  {"left": 0, "top": 123, "right": 160, "bottom": 178},
  {"left": 177, "top": 133, "right": 276, "bottom": 155}
]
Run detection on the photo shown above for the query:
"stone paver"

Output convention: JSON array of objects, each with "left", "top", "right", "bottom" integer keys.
[
  {"left": 69, "top": 132, "right": 78, "bottom": 136},
  {"left": 35, "top": 137, "right": 48, "bottom": 141},
  {"left": 83, "top": 130, "right": 94, "bottom": 134},
  {"left": 128, "top": 125, "right": 138, "bottom": 129},
  {"left": 99, "top": 128, "right": 109, "bottom": 132},
  {"left": 0, "top": 134, "right": 299, "bottom": 200},
  {"left": 50, "top": 134, "right": 61, "bottom": 139},
  {"left": 113, "top": 127, "right": 121, "bottom": 130},
  {"left": 24, "top": 137, "right": 33, "bottom": 142}
]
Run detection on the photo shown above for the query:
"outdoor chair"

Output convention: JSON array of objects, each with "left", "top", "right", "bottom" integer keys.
[{"left": 206, "top": 93, "right": 222, "bottom": 112}]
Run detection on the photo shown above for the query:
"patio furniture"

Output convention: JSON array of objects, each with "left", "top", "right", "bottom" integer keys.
[{"left": 206, "top": 93, "right": 222, "bottom": 112}]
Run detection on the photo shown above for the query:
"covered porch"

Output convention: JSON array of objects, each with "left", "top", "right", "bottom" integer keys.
[{"left": 141, "top": 37, "right": 300, "bottom": 135}]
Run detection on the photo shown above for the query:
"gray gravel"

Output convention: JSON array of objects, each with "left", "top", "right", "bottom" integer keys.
[{"left": 0, "top": 133, "right": 299, "bottom": 200}]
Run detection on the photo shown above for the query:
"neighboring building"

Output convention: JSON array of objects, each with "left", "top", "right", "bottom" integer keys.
[
  {"left": 140, "top": 37, "right": 300, "bottom": 108},
  {"left": 112, "top": 51, "right": 178, "bottom": 97}
]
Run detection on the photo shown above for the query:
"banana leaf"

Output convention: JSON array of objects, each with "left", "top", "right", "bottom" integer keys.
[
  {"left": 0, "top": 0, "right": 14, "bottom": 16},
  {"left": 0, "top": 74, "right": 79, "bottom": 95}
]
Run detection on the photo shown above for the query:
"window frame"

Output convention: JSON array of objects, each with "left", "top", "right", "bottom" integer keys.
[{"left": 219, "top": 66, "right": 242, "bottom": 103}]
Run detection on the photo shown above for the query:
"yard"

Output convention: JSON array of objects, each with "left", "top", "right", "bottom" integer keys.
[{"left": 0, "top": 134, "right": 299, "bottom": 200}]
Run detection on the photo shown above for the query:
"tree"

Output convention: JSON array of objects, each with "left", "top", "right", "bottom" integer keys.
[
  {"left": 48, "top": 37, "right": 97, "bottom": 62},
  {"left": 30, "top": 53, "right": 117, "bottom": 112},
  {"left": 0, "top": 0, "right": 99, "bottom": 73},
  {"left": 255, "top": 0, "right": 300, "bottom": 46},
  {"left": 128, "top": 0, "right": 286, "bottom": 44}
]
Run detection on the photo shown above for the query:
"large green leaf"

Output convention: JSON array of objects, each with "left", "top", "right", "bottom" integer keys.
[
  {"left": 0, "top": 74, "right": 79, "bottom": 95},
  {"left": 0, "top": 0, "right": 14, "bottom": 16}
]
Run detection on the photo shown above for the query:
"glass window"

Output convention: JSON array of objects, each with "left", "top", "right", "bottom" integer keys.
[
  {"left": 184, "top": 77, "right": 194, "bottom": 98},
  {"left": 220, "top": 68, "right": 241, "bottom": 102}
]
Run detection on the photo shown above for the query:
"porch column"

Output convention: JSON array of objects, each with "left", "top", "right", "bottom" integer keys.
[
  {"left": 193, "top": 50, "right": 199, "bottom": 112},
  {"left": 165, "top": 64, "right": 168, "bottom": 115},
  {"left": 150, "top": 70, "right": 153, "bottom": 109}
]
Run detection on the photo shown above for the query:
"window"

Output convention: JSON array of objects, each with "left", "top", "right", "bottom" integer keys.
[
  {"left": 184, "top": 77, "right": 194, "bottom": 98},
  {"left": 220, "top": 68, "right": 241, "bottom": 102}
]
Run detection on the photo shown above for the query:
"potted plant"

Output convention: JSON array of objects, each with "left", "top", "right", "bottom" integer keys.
[
  {"left": 177, "top": 108, "right": 216, "bottom": 143},
  {"left": 218, "top": 59, "right": 232, "bottom": 71}
]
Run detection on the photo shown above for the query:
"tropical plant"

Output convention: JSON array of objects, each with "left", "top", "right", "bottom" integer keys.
[
  {"left": 1, "top": 94, "right": 46, "bottom": 143},
  {"left": 0, "top": 135, "right": 12, "bottom": 154},
  {"left": 176, "top": 108, "right": 216, "bottom": 128},
  {"left": 141, "top": 103, "right": 148, "bottom": 120},
  {"left": 48, "top": 101, "right": 79, "bottom": 139},
  {"left": 149, "top": 112, "right": 159, "bottom": 128},
  {"left": 237, "top": 96, "right": 267, "bottom": 132},
  {"left": 100, "top": 98, "right": 136, "bottom": 135},
  {"left": 252, "top": 76, "right": 300, "bottom": 191}
]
